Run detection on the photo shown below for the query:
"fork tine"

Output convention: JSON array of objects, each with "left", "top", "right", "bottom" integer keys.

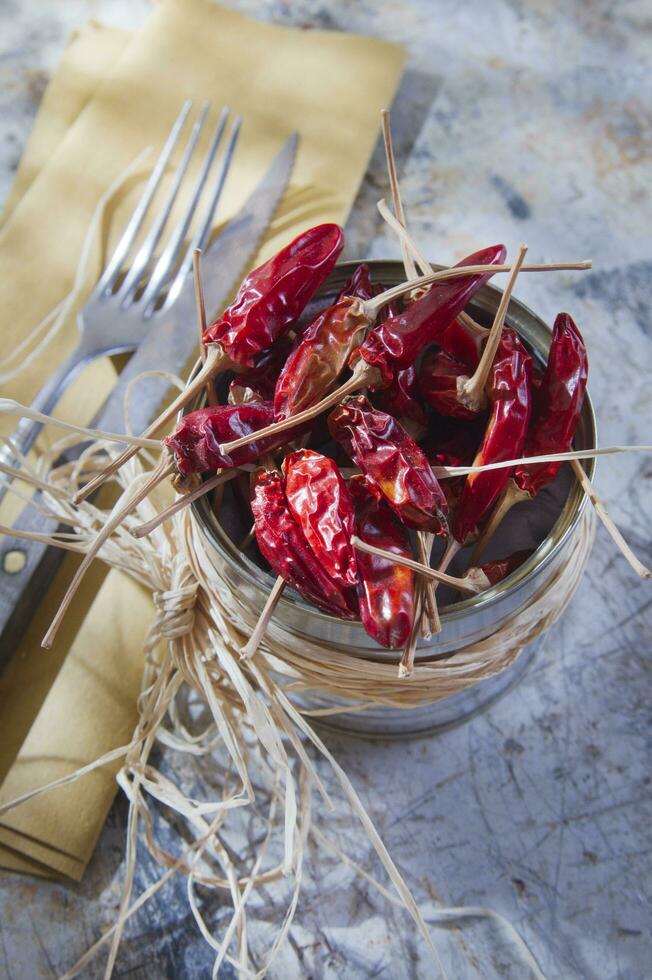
[
  {"left": 94, "top": 99, "right": 192, "bottom": 298},
  {"left": 163, "top": 115, "right": 243, "bottom": 313},
  {"left": 117, "top": 103, "right": 210, "bottom": 305},
  {"left": 140, "top": 108, "right": 233, "bottom": 315}
]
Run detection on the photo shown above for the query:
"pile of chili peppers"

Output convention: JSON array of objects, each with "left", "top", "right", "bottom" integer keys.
[{"left": 153, "top": 221, "right": 592, "bottom": 656}]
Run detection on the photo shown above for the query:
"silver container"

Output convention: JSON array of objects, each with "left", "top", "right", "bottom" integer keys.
[{"left": 188, "top": 261, "right": 596, "bottom": 737}]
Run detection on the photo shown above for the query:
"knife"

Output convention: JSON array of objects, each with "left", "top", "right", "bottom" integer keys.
[{"left": 0, "top": 133, "right": 298, "bottom": 666}]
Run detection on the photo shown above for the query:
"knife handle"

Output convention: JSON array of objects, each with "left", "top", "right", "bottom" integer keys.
[{"left": 0, "top": 504, "right": 64, "bottom": 667}]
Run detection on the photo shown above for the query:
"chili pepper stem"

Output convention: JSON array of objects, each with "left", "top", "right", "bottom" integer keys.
[
  {"left": 417, "top": 532, "right": 440, "bottom": 638},
  {"left": 351, "top": 536, "right": 479, "bottom": 593},
  {"left": 42, "top": 455, "right": 175, "bottom": 649},
  {"left": 458, "top": 311, "right": 489, "bottom": 339},
  {"left": 436, "top": 537, "right": 463, "bottom": 591},
  {"left": 458, "top": 245, "right": 529, "bottom": 412},
  {"left": 365, "top": 260, "right": 591, "bottom": 318},
  {"left": 469, "top": 479, "right": 532, "bottom": 566},
  {"left": 399, "top": 582, "right": 423, "bottom": 679},
  {"left": 131, "top": 468, "right": 243, "bottom": 538},
  {"left": 239, "top": 523, "right": 256, "bottom": 550},
  {"left": 240, "top": 575, "right": 286, "bottom": 660},
  {"left": 218, "top": 360, "right": 380, "bottom": 457},
  {"left": 72, "top": 345, "right": 230, "bottom": 505},
  {"left": 377, "top": 198, "right": 431, "bottom": 280},
  {"left": 570, "top": 458, "right": 652, "bottom": 579},
  {"left": 381, "top": 111, "right": 421, "bottom": 281}
]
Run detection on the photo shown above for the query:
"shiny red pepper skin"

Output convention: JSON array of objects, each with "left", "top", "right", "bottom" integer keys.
[
  {"left": 348, "top": 474, "right": 415, "bottom": 648},
  {"left": 377, "top": 364, "right": 427, "bottom": 432},
  {"left": 356, "top": 244, "right": 506, "bottom": 386},
  {"left": 422, "top": 418, "right": 484, "bottom": 520},
  {"left": 419, "top": 349, "right": 480, "bottom": 421},
  {"left": 474, "top": 549, "right": 533, "bottom": 586},
  {"left": 336, "top": 262, "right": 374, "bottom": 302},
  {"left": 515, "top": 313, "right": 588, "bottom": 497},
  {"left": 164, "top": 403, "right": 305, "bottom": 475},
  {"left": 328, "top": 396, "right": 449, "bottom": 535},
  {"left": 273, "top": 263, "right": 378, "bottom": 420},
  {"left": 273, "top": 296, "right": 369, "bottom": 420},
  {"left": 454, "top": 328, "right": 533, "bottom": 542},
  {"left": 228, "top": 337, "right": 293, "bottom": 404},
  {"left": 251, "top": 468, "right": 357, "bottom": 619},
  {"left": 438, "top": 318, "right": 483, "bottom": 368},
  {"left": 203, "top": 223, "right": 344, "bottom": 366},
  {"left": 283, "top": 449, "right": 358, "bottom": 590}
]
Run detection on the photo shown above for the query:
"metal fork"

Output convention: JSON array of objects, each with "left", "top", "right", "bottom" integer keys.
[{"left": 0, "top": 99, "right": 241, "bottom": 488}]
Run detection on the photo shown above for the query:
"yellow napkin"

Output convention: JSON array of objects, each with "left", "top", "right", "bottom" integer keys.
[
  {"left": 0, "top": 0, "right": 404, "bottom": 879},
  {"left": 1, "top": 21, "right": 131, "bottom": 223}
]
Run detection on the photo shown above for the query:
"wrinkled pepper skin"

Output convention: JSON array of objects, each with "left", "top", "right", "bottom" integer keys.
[
  {"left": 273, "top": 296, "right": 369, "bottom": 420},
  {"left": 283, "top": 449, "right": 358, "bottom": 590},
  {"left": 251, "top": 469, "right": 358, "bottom": 619},
  {"left": 515, "top": 313, "right": 588, "bottom": 496},
  {"left": 475, "top": 549, "right": 533, "bottom": 586},
  {"left": 454, "top": 328, "right": 533, "bottom": 542},
  {"left": 419, "top": 349, "right": 481, "bottom": 421},
  {"left": 203, "top": 223, "right": 344, "bottom": 366},
  {"left": 377, "top": 364, "right": 427, "bottom": 431},
  {"left": 165, "top": 403, "right": 305, "bottom": 475},
  {"left": 328, "top": 396, "right": 449, "bottom": 535},
  {"left": 356, "top": 244, "right": 506, "bottom": 386},
  {"left": 348, "top": 475, "right": 415, "bottom": 648},
  {"left": 336, "top": 262, "right": 374, "bottom": 303},
  {"left": 422, "top": 418, "right": 484, "bottom": 522},
  {"left": 438, "top": 318, "right": 483, "bottom": 368},
  {"left": 228, "top": 337, "right": 293, "bottom": 404}
]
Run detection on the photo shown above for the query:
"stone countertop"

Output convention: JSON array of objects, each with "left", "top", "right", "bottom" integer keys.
[{"left": 1, "top": 1, "right": 651, "bottom": 978}]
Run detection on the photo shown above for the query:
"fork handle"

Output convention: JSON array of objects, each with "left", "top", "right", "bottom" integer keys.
[{"left": 0, "top": 345, "right": 88, "bottom": 482}]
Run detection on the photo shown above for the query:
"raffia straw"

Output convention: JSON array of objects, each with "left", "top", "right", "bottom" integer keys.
[
  {"left": 570, "top": 458, "right": 651, "bottom": 578},
  {"left": 0, "top": 399, "right": 161, "bottom": 448}
]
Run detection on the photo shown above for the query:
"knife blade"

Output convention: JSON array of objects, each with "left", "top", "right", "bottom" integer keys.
[{"left": 0, "top": 133, "right": 297, "bottom": 666}]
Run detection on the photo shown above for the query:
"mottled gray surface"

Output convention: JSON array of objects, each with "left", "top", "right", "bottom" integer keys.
[{"left": 1, "top": 1, "right": 651, "bottom": 978}]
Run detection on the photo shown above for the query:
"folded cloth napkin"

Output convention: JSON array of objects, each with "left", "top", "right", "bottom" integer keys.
[{"left": 0, "top": 0, "right": 404, "bottom": 879}]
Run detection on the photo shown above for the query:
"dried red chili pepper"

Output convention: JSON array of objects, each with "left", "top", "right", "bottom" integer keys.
[
  {"left": 228, "top": 337, "right": 292, "bottom": 405},
  {"left": 376, "top": 363, "right": 427, "bottom": 435},
  {"left": 471, "top": 314, "right": 587, "bottom": 561},
  {"left": 336, "top": 262, "right": 374, "bottom": 303},
  {"left": 354, "top": 244, "right": 506, "bottom": 386},
  {"left": 348, "top": 474, "right": 415, "bottom": 648},
  {"left": 328, "top": 396, "right": 449, "bottom": 535},
  {"left": 204, "top": 223, "right": 345, "bottom": 366},
  {"left": 515, "top": 313, "right": 588, "bottom": 495},
  {"left": 422, "top": 418, "right": 484, "bottom": 522},
  {"left": 250, "top": 467, "right": 357, "bottom": 619},
  {"left": 164, "top": 403, "right": 305, "bottom": 476},
  {"left": 438, "top": 316, "right": 484, "bottom": 367},
  {"left": 454, "top": 328, "right": 533, "bottom": 544},
  {"left": 273, "top": 263, "right": 378, "bottom": 421},
  {"left": 418, "top": 245, "right": 529, "bottom": 422},
  {"left": 273, "top": 298, "right": 369, "bottom": 420},
  {"left": 419, "top": 349, "right": 482, "bottom": 421},
  {"left": 283, "top": 449, "right": 358, "bottom": 590},
  {"left": 467, "top": 550, "right": 533, "bottom": 588}
]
